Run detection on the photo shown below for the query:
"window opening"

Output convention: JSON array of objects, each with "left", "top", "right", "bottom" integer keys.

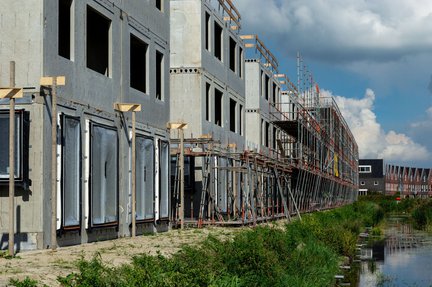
[
  {"left": 239, "top": 47, "right": 243, "bottom": 78},
  {"left": 265, "top": 122, "right": 270, "bottom": 147},
  {"left": 239, "top": 104, "right": 243, "bottom": 135},
  {"left": 156, "top": 50, "right": 163, "bottom": 100},
  {"left": 229, "top": 37, "right": 236, "bottom": 72},
  {"left": 205, "top": 12, "right": 210, "bottom": 51},
  {"left": 136, "top": 136, "right": 154, "bottom": 220},
  {"left": 61, "top": 115, "right": 81, "bottom": 228},
  {"left": 260, "top": 70, "right": 264, "bottom": 97},
  {"left": 205, "top": 83, "right": 211, "bottom": 121},
  {"left": 214, "top": 21, "right": 223, "bottom": 61},
  {"left": 215, "top": 88, "right": 223, "bottom": 126},
  {"left": 130, "top": 34, "right": 148, "bottom": 93},
  {"left": 160, "top": 141, "right": 169, "bottom": 218},
  {"left": 229, "top": 98, "right": 236, "bottom": 132},
  {"left": 59, "top": 0, "right": 73, "bottom": 59},
  {"left": 359, "top": 165, "right": 372, "bottom": 173},
  {"left": 0, "top": 112, "right": 22, "bottom": 181},
  {"left": 87, "top": 6, "right": 110, "bottom": 76},
  {"left": 90, "top": 124, "right": 118, "bottom": 226},
  {"left": 265, "top": 74, "right": 269, "bottom": 100},
  {"left": 156, "top": 0, "right": 162, "bottom": 11}
]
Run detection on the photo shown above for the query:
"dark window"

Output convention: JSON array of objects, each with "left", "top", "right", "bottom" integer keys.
[
  {"left": 90, "top": 124, "right": 118, "bottom": 226},
  {"left": 206, "top": 83, "right": 211, "bottom": 121},
  {"left": 61, "top": 115, "right": 81, "bottom": 228},
  {"left": 230, "top": 98, "right": 236, "bottom": 132},
  {"left": 87, "top": 6, "right": 110, "bottom": 76},
  {"left": 272, "top": 83, "right": 277, "bottom": 103},
  {"left": 136, "top": 136, "right": 154, "bottom": 220},
  {"left": 0, "top": 112, "right": 22, "bottom": 181},
  {"left": 239, "top": 104, "right": 243, "bottom": 135},
  {"left": 273, "top": 126, "right": 277, "bottom": 149},
  {"left": 215, "top": 88, "right": 223, "bottom": 126},
  {"left": 156, "top": 50, "right": 163, "bottom": 100},
  {"left": 229, "top": 37, "right": 236, "bottom": 72},
  {"left": 265, "top": 74, "right": 269, "bottom": 100},
  {"left": 214, "top": 21, "right": 223, "bottom": 61},
  {"left": 260, "top": 70, "right": 264, "bottom": 97},
  {"left": 130, "top": 34, "right": 148, "bottom": 93},
  {"left": 265, "top": 122, "right": 270, "bottom": 147},
  {"left": 239, "top": 47, "right": 243, "bottom": 78},
  {"left": 58, "top": 0, "right": 73, "bottom": 59},
  {"left": 205, "top": 12, "right": 210, "bottom": 51},
  {"left": 156, "top": 0, "right": 162, "bottom": 11}
]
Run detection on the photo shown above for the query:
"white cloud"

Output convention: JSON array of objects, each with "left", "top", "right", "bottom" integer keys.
[
  {"left": 322, "top": 89, "right": 431, "bottom": 162},
  {"left": 235, "top": 0, "right": 432, "bottom": 63}
]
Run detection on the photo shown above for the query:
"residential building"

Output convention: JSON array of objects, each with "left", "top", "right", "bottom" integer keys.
[
  {"left": 358, "top": 159, "right": 385, "bottom": 195},
  {"left": 385, "top": 164, "right": 432, "bottom": 197},
  {"left": 0, "top": 0, "right": 170, "bottom": 251}
]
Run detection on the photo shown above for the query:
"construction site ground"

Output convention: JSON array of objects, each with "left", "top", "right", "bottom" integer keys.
[{"left": 0, "top": 224, "right": 273, "bottom": 287}]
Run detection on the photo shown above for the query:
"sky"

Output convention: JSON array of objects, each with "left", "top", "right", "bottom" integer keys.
[{"left": 235, "top": 0, "right": 432, "bottom": 168}]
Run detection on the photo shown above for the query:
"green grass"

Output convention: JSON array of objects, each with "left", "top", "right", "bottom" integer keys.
[
  {"left": 16, "top": 197, "right": 421, "bottom": 287},
  {"left": 51, "top": 201, "right": 385, "bottom": 287}
]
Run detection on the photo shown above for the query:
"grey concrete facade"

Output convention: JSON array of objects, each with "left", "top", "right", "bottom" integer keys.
[
  {"left": 170, "top": 0, "right": 245, "bottom": 148},
  {"left": 244, "top": 58, "right": 282, "bottom": 154},
  {"left": 0, "top": 0, "right": 170, "bottom": 251}
]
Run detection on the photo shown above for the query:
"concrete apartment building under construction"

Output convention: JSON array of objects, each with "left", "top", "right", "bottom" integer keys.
[
  {"left": 169, "top": 1, "right": 359, "bottom": 227},
  {"left": 1, "top": 0, "right": 359, "bottom": 251},
  {"left": 0, "top": 0, "right": 170, "bottom": 251}
]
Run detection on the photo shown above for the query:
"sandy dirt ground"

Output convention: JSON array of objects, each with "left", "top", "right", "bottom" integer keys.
[{"left": 0, "top": 227, "right": 248, "bottom": 287}]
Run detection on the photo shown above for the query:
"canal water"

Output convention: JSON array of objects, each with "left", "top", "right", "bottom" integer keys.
[{"left": 358, "top": 216, "right": 432, "bottom": 287}]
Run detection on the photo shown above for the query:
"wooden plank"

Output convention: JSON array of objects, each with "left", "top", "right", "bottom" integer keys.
[
  {"left": 240, "top": 34, "right": 255, "bottom": 40},
  {"left": 40, "top": 76, "right": 66, "bottom": 86},
  {"left": 113, "top": 103, "right": 142, "bottom": 112},
  {"left": 167, "top": 122, "right": 188, "bottom": 130},
  {"left": 0, "top": 88, "right": 23, "bottom": 99}
]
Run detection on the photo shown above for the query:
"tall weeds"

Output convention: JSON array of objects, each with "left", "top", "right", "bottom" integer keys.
[{"left": 51, "top": 201, "right": 385, "bottom": 287}]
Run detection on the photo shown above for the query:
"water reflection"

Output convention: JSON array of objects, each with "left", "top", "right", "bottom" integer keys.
[{"left": 358, "top": 217, "right": 432, "bottom": 287}]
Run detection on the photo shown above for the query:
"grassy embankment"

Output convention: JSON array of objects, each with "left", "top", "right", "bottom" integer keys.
[
  {"left": 10, "top": 200, "right": 385, "bottom": 287},
  {"left": 16, "top": 195, "right": 432, "bottom": 287}
]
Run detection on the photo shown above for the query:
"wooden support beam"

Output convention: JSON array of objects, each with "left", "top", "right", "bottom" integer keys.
[
  {"left": 40, "top": 75, "right": 66, "bottom": 251},
  {"left": 8, "top": 61, "right": 16, "bottom": 257},
  {"left": 40, "top": 76, "right": 66, "bottom": 86},
  {"left": 113, "top": 103, "right": 142, "bottom": 112},
  {"left": 0, "top": 88, "right": 23, "bottom": 99},
  {"left": 167, "top": 122, "right": 188, "bottom": 130},
  {"left": 113, "top": 103, "right": 142, "bottom": 238}
]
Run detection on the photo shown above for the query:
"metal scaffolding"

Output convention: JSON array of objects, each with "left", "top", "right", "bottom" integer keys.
[{"left": 169, "top": 118, "right": 358, "bottom": 228}]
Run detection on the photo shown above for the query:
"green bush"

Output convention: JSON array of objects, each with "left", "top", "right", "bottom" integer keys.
[
  {"left": 411, "top": 200, "right": 432, "bottom": 230},
  {"left": 9, "top": 277, "right": 40, "bottom": 287}
]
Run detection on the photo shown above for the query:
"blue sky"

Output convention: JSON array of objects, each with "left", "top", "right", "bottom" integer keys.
[{"left": 236, "top": 0, "right": 432, "bottom": 167}]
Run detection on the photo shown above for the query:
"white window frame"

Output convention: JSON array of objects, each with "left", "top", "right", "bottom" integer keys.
[{"left": 359, "top": 165, "right": 372, "bottom": 173}]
